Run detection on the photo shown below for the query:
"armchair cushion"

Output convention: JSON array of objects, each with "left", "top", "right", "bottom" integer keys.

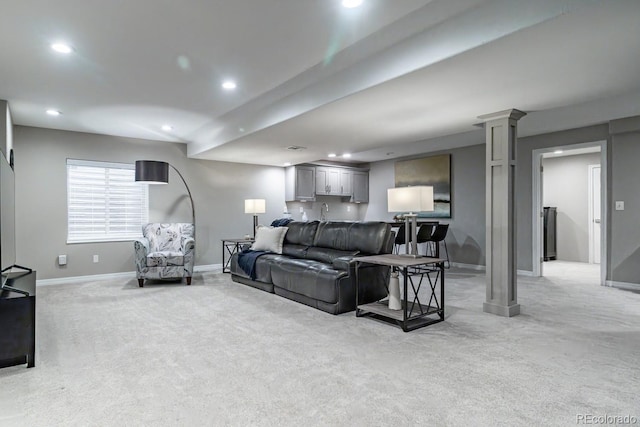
[{"left": 147, "top": 251, "right": 185, "bottom": 267}]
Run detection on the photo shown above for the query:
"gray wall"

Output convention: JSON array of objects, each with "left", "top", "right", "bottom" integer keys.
[
  {"left": 364, "top": 143, "right": 486, "bottom": 266},
  {"left": 364, "top": 116, "right": 640, "bottom": 287},
  {"left": 11, "top": 114, "right": 640, "bottom": 286},
  {"left": 543, "top": 152, "right": 601, "bottom": 262},
  {"left": 609, "top": 118, "right": 640, "bottom": 284},
  {"left": 14, "top": 126, "right": 286, "bottom": 279}
]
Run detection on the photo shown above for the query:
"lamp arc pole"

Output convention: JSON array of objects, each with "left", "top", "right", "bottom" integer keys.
[
  {"left": 135, "top": 160, "right": 195, "bottom": 233},
  {"left": 168, "top": 163, "right": 195, "bottom": 232}
]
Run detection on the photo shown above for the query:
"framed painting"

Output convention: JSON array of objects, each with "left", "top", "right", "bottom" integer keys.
[{"left": 394, "top": 154, "right": 451, "bottom": 218}]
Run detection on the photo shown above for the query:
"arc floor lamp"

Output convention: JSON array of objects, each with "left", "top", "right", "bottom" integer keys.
[{"left": 135, "top": 160, "right": 196, "bottom": 230}]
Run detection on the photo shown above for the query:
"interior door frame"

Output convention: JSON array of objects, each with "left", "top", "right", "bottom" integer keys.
[
  {"left": 588, "top": 163, "right": 601, "bottom": 264},
  {"left": 531, "top": 140, "right": 607, "bottom": 285}
]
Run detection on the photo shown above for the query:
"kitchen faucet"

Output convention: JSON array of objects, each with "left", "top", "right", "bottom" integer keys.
[{"left": 321, "top": 203, "right": 329, "bottom": 221}]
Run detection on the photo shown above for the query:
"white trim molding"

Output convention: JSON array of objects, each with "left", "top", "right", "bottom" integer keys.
[
  {"left": 449, "top": 262, "right": 485, "bottom": 271},
  {"left": 532, "top": 140, "right": 607, "bottom": 285},
  {"left": 605, "top": 280, "right": 640, "bottom": 292},
  {"left": 449, "top": 262, "right": 534, "bottom": 277},
  {"left": 37, "top": 264, "right": 223, "bottom": 286}
]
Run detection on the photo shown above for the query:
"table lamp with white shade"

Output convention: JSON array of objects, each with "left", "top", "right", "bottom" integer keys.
[
  {"left": 245, "top": 199, "right": 266, "bottom": 238},
  {"left": 387, "top": 186, "right": 434, "bottom": 257}
]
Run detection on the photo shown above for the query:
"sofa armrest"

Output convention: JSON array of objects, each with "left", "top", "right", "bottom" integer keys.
[
  {"left": 332, "top": 256, "right": 357, "bottom": 271},
  {"left": 182, "top": 237, "right": 196, "bottom": 274},
  {"left": 181, "top": 237, "right": 195, "bottom": 252},
  {"left": 134, "top": 238, "right": 150, "bottom": 269}
]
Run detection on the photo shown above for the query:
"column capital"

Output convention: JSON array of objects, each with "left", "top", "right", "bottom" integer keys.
[{"left": 478, "top": 109, "right": 527, "bottom": 122}]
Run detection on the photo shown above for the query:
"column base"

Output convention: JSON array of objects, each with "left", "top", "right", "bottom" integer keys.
[{"left": 483, "top": 301, "right": 520, "bottom": 317}]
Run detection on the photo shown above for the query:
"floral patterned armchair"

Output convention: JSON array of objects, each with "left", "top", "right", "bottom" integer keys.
[{"left": 134, "top": 223, "right": 195, "bottom": 287}]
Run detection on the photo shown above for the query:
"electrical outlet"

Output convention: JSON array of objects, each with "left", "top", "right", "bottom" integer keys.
[
  {"left": 58, "top": 255, "right": 67, "bottom": 266},
  {"left": 615, "top": 201, "right": 625, "bottom": 211},
  {"left": 299, "top": 206, "right": 304, "bottom": 213},
  {"left": 93, "top": 255, "right": 99, "bottom": 263},
  {"left": 347, "top": 205, "right": 351, "bottom": 212}
]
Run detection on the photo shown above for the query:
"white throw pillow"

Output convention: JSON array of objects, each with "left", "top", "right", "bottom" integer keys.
[{"left": 251, "top": 226, "right": 288, "bottom": 254}]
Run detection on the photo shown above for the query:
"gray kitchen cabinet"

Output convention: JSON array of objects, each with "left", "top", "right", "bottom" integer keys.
[
  {"left": 285, "top": 165, "right": 316, "bottom": 201},
  {"left": 316, "top": 166, "right": 353, "bottom": 196},
  {"left": 339, "top": 169, "right": 352, "bottom": 196},
  {"left": 315, "top": 166, "right": 340, "bottom": 196},
  {"left": 351, "top": 171, "right": 369, "bottom": 203}
]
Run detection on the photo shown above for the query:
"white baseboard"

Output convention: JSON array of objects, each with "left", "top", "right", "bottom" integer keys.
[
  {"left": 517, "top": 269, "right": 535, "bottom": 277},
  {"left": 37, "top": 264, "right": 223, "bottom": 286},
  {"left": 37, "top": 271, "right": 136, "bottom": 286},
  {"left": 194, "top": 264, "right": 223, "bottom": 273},
  {"left": 450, "top": 262, "right": 485, "bottom": 271},
  {"left": 605, "top": 280, "right": 640, "bottom": 291},
  {"left": 448, "top": 262, "right": 535, "bottom": 277}
]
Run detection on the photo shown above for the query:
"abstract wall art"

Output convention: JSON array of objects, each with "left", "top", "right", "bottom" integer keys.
[{"left": 394, "top": 154, "right": 451, "bottom": 218}]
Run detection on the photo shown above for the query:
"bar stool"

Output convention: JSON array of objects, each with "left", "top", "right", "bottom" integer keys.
[
  {"left": 426, "top": 224, "right": 450, "bottom": 268},
  {"left": 393, "top": 224, "right": 408, "bottom": 254},
  {"left": 416, "top": 223, "right": 435, "bottom": 256}
]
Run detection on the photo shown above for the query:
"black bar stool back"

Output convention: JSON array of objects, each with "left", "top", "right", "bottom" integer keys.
[{"left": 426, "top": 224, "right": 450, "bottom": 268}]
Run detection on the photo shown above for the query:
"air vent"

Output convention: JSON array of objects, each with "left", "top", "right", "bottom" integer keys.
[{"left": 286, "top": 145, "right": 307, "bottom": 151}]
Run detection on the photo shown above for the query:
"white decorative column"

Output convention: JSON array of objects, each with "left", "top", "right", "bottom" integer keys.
[{"left": 479, "top": 109, "right": 526, "bottom": 317}]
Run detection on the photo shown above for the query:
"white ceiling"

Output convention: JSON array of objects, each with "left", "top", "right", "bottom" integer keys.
[{"left": 2, "top": 0, "right": 640, "bottom": 166}]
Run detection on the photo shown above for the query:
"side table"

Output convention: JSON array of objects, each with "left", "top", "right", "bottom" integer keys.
[
  {"left": 355, "top": 254, "right": 445, "bottom": 332},
  {"left": 221, "top": 238, "right": 254, "bottom": 273}
]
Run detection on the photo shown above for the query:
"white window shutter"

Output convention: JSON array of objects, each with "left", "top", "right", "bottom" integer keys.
[{"left": 67, "top": 159, "right": 149, "bottom": 243}]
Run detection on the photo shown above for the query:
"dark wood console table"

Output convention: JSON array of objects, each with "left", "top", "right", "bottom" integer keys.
[
  {"left": 0, "top": 270, "right": 36, "bottom": 368},
  {"left": 355, "top": 255, "right": 444, "bottom": 332}
]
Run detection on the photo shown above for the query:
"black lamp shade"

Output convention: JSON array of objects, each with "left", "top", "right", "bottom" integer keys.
[{"left": 135, "top": 160, "right": 169, "bottom": 184}]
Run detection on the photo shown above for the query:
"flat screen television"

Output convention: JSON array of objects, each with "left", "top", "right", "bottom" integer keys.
[
  {"left": 0, "top": 149, "right": 30, "bottom": 295},
  {"left": 0, "top": 150, "right": 16, "bottom": 278}
]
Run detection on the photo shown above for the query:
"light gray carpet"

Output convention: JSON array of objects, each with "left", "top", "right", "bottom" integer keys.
[{"left": 1, "top": 262, "right": 639, "bottom": 426}]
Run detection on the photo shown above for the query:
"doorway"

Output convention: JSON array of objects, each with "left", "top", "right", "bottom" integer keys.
[{"left": 532, "top": 141, "right": 607, "bottom": 285}]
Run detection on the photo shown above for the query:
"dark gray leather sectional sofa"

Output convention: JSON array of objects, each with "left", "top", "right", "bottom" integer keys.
[{"left": 230, "top": 221, "right": 393, "bottom": 315}]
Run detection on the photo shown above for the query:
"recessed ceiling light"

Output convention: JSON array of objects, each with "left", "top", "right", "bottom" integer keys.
[
  {"left": 46, "top": 109, "right": 61, "bottom": 116},
  {"left": 284, "top": 162, "right": 292, "bottom": 167},
  {"left": 328, "top": 153, "right": 337, "bottom": 158},
  {"left": 51, "top": 43, "right": 73, "bottom": 54},
  {"left": 161, "top": 125, "right": 173, "bottom": 132},
  {"left": 342, "top": 0, "right": 363, "bottom": 8},
  {"left": 342, "top": 153, "right": 352, "bottom": 158},
  {"left": 222, "top": 80, "right": 237, "bottom": 90},
  {"left": 554, "top": 150, "right": 563, "bottom": 154}
]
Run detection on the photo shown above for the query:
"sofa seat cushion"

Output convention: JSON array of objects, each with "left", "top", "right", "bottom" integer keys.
[
  {"left": 147, "top": 251, "right": 184, "bottom": 267},
  {"left": 231, "top": 253, "right": 287, "bottom": 284},
  {"left": 270, "top": 258, "right": 348, "bottom": 304}
]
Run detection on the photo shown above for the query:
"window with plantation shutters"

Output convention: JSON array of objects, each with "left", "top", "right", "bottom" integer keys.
[{"left": 67, "top": 159, "right": 148, "bottom": 243}]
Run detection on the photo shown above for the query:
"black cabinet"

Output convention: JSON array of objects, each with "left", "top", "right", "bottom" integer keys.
[
  {"left": 0, "top": 270, "right": 36, "bottom": 368},
  {"left": 543, "top": 207, "right": 557, "bottom": 261}
]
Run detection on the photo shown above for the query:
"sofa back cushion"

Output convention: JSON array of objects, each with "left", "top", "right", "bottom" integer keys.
[
  {"left": 305, "top": 247, "right": 359, "bottom": 266},
  {"left": 283, "top": 221, "right": 319, "bottom": 246},
  {"left": 313, "top": 221, "right": 391, "bottom": 255}
]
